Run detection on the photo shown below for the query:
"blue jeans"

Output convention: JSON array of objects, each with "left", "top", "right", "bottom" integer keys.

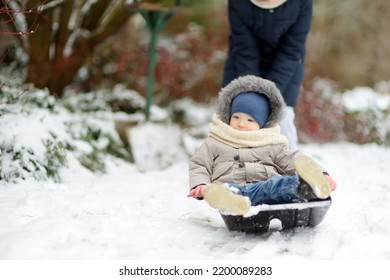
[{"left": 229, "top": 175, "right": 299, "bottom": 206}]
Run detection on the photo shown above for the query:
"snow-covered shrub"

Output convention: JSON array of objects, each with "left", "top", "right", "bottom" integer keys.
[
  {"left": 296, "top": 79, "right": 390, "bottom": 145},
  {"left": 64, "top": 117, "right": 131, "bottom": 173},
  {"left": 342, "top": 87, "right": 390, "bottom": 145},
  {"left": 0, "top": 106, "right": 69, "bottom": 182},
  {"left": 0, "top": 141, "right": 67, "bottom": 182},
  {"left": 0, "top": 69, "right": 133, "bottom": 182}
]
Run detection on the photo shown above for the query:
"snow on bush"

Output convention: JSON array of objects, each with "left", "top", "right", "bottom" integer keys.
[
  {"left": 296, "top": 78, "right": 390, "bottom": 145},
  {"left": 342, "top": 86, "right": 390, "bottom": 144},
  {"left": 0, "top": 68, "right": 199, "bottom": 181},
  {"left": 0, "top": 70, "right": 133, "bottom": 182}
]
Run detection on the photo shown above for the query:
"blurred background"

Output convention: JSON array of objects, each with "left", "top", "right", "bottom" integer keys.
[{"left": 1, "top": 0, "right": 390, "bottom": 145}]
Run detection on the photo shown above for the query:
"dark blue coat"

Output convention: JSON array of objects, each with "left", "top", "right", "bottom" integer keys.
[{"left": 222, "top": 0, "right": 312, "bottom": 107}]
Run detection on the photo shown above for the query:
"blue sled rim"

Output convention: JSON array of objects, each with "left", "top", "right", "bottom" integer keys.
[{"left": 220, "top": 197, "right": 332, "bottom": 233}]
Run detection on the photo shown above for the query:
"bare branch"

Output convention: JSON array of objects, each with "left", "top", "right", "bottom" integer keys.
[
  {"left": 0, "top": 84, "right": 30, "bottom": 105},
  {"left": 0, "top": 0, "right": 47, "bottom": 35}
]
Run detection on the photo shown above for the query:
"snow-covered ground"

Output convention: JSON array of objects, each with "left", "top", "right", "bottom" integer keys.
[
  {"left": 1, "top": 139, "right": 390, "bottom": 259},
  {"left": 1, "top": 140, "right": 390, "bottom": 278},
  {"left": 1, "top": 78, "right": 390, "bottom": 280}
]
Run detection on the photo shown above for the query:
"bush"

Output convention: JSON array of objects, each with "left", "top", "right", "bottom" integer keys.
[
  {"left": 0, "top": 68, "right": 133, "bottom": 182},
  {"left": 296, "top": 79, "right": 345, "bottom": 143},
  {"left": 342, "top": 87, "right": 390, "bottom": 144},
  {"left": 296, "top": 79, "right": 390, "bottom": 145},
  {"left": 84, "top": 9, "right": 228, "bottom": 104}
]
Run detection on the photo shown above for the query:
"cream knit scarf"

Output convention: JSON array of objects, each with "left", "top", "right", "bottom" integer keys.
[{"left": 209, "top": 114, "right": 288, "bottom": 148}]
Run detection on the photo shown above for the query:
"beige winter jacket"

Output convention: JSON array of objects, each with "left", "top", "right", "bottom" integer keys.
[
  {"left": 189, "top": 114, "right": 301, "bottom": 189},
  {"left": 189, "top": 75, "right": 303, "bottom": 189}
]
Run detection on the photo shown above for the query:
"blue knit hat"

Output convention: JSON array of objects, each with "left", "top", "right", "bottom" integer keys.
[{"left": 230, "top": 91, "right": 271, "bottom": 127}]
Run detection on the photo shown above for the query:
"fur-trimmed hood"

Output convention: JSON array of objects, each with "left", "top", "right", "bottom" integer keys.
[{"left": 216, "top": 75, "right": 286, "bottom": 128}]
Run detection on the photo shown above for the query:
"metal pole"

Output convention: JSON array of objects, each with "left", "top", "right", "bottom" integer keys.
[
  {"left": 138, "top": 7, "right": 175, "bottom": 121},
  {"left": 145, "top": 20, "right": 159, "bottom": 121}
]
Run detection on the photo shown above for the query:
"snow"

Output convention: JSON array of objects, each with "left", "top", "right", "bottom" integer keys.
[
  {"left": 1, "top": 81, "right": 390, "bottom": 267},
  {"left": 3, "top": 141, "right": 390, "bottom": 260},
  {"left": 342, "top": 86, "right": 390, "bottom": 112}
]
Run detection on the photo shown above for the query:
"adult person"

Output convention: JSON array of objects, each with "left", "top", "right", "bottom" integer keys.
[{"left": 222, "top": 0, "right": 313, "bottom": 150}]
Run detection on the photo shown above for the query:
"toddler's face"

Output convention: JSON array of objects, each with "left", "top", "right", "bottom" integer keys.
[{"left": 229, "top": 112, "right": 261, "bottom": 131}]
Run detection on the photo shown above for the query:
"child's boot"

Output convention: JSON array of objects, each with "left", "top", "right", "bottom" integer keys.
[
  {"left": 203, "top": 183, "right": 251, "bottom": 215},
  {"left": 294, "top": 155, "right": 331, "bottom": 201}
]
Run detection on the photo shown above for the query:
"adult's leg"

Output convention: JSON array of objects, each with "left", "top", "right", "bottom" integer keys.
[{"left": 279, "top": 106, "right": 299, "bottom": 150}]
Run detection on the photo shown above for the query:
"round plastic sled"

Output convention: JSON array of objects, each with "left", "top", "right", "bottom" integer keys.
[{"left": 220, "top": 198, "right": 331, "bottom": 234}]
